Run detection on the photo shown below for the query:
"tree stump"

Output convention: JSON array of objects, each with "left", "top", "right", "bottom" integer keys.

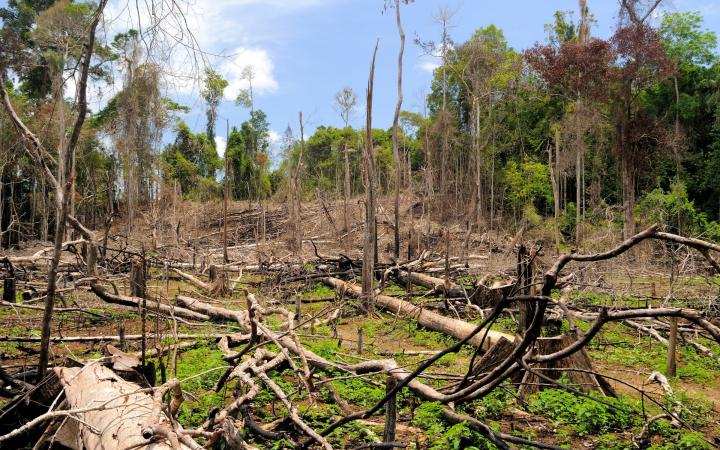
[
  {"left": 209, "top": 265, "right": 230, "bottom": 297},
  {"left": 3, "top": 277, "right": 16, "bottom": 303},
  {"left": 129, "top": 258, "right": 146, "bottom": 298},
  {"left": 519, "top": 334, "right": 616, "bottom": 398}
]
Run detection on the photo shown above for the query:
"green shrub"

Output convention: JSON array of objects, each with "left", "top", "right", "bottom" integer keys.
[
  {"left": 636, "top": 182, "right": 720, "bottom": 240},
  {"left": 527, "top": 389, "right": 636, "bottom": 436},
  {"left": 412, "top": 402, "right": 497, "bottom": 450},
  {"left": 648, "top": 430, "right": 712, "bottom": 450},
  {"left": 462, "top": 387, "right": 512, "bottom": 420}
]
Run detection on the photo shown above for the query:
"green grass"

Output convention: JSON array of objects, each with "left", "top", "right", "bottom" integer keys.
[
  {"left": 302, "top": 282, "right": 335, "bottom": 299},
  {"left": 589, "top": 324, "right": 719, "bottom": 384},
  {"left": 168, "top": 346, "right": 231, "bottom": 427}
]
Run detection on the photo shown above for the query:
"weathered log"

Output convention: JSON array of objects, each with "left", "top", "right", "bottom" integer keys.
[
  {"left": 0, "top": 333, "right": 231, "bottom": 343},
  {"left": 395, "top": 270, "right": 466, "bottom": 297},
  {"left": 90, "top": 283, "right": 209, "bottom": 321},
  {"left": 322, "top": 277, "right": 511, "bottom": 351},
  {"left": 172, "top": 268, "right": 211, "bottom": 291},
  {"left": 44, "top": 365, "right": 199, "bottom": 449}
]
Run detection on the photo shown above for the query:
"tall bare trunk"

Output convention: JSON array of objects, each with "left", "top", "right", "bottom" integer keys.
[
  {"left": 362, "top": 41, "right": 380, "bottom": 314},
  {"left": 391, "top": 0, "right": 405, "bottom": 260},
  {"left": 575, "top": 105, "right": 583, "bottom": 244},
  {"left": 291, "top": 112, "right": 305, "bottom": 253},
  {"left": 223, "top": 154, "right": 229, "bottom": 263},
  {"left": 622, "top": 154, "right": 635, "bottom": 240},
  {"left": 549, "top": 133, "right": 561, "bottom": 253},
  {"left": 343, "top": 142, "right": 351, "bottom": 233}
]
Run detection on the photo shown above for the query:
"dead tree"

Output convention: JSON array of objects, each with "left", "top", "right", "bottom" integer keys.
[
  {"left": 361, "top": 40, "right": 380, "bottom": 314},
  {"left": 287, "top": 113, "right": 305, "bottom": 254},
  {"left": 390, "top": 0, "right": 407, "bottom": 259}
]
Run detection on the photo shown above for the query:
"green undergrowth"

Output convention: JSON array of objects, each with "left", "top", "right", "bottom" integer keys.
[
  {"left": 302, "top": 282, "right": 335, "bottom": 299},
  {"left": 527, "top": 389, "right": 637, "bottom": 436},
  {"left": 412, "top": 401, "right": 497, "bottom": 450},
  {"left": 525, "top": 387, "right": 712, "bottom": 449},
  {"left": 589, "top": 324, "right": 720, "bottom": 384},
  {"left": 165, "top": 346, "right": 230, "bottom": 428}
]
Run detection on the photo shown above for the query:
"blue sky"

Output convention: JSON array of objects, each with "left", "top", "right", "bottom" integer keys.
[{"left": 2, "top": 0, "right": 719, "bottom": 160}]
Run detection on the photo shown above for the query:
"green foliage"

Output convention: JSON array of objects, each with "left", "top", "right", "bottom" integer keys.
[
  {"left": 172, "top": 346, "right": 229, "bottom": 427},
  {"left": 527, "top": 389, "right": 636, "bottom": 436},
  {"left": 304, "top": 283, "right": 335, "bottom": 299},
  {"left": 412, "top": 402, "right": 496, "bottom": 450},
  {"left": 544, "top": 10, "right": 577, "bottom": 47},
  {"left": 330, "top": 377, "right": 384, "bottom": 409},
  {"left": 201, "top": 68, "right": 228, "bottom": 144},
  {"left": 636, "top": 182, "right": 720, "bottom": 240},
  {"left": 504, "top": 160, "right": 552, "bottom": 215},
  {"left": 161, "top": 121, "right": 221, "bottom": 198},
  {"left": 596, "top": 433, "right": 633, "bottom": 450},
  {"left": 660, "top": 11, "right": 718, "bottom": 68},
  {"left": 226, "top": 111, "right": 272, "bottom": 200},
  {"left": 648, "top": 430, "right": 711, "bottom": 450},
  {"left": 410, "top": 324, "right": 457, "bottom": 349},
  {"left": 461, "top": 387, "right": 512, "bottom": 420}
]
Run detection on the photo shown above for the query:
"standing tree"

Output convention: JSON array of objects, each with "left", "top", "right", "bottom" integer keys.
[
  {"left": 334, "top": 86, "right": 357, "bottom": 234},
  {"left": 611, "top": 23, "right": 674, "bottom": 238},
  {"left": 526, "top": 9, "right": 614, "bottom": 242},
  {"left": 202, "top": 68, "right": 228, "bottom": 147},
  {"left": 288, "top": 113, "right": 305, "bottom": 253}
]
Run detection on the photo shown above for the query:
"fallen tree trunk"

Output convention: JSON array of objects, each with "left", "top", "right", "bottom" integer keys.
[
  {"left": 41, "top": 364, "right": 199, "bottom": 449},
  {"left": 0, "top": 333, "right": 233, "bottom": 343},
  {"left": 395, "top": 270, "right": 466, "bottom": 297},
  {"left": 90, "top": 283, "right": 209, "bottom": 322},
  {"left": 171, "top": 268, "right": 211, "bottom": 291},
  {"left": 322, "top": 277, "right": 512, "bottom": 351}
]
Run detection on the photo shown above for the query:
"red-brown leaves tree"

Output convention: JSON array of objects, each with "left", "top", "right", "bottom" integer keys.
[
  {"left": 525, "top": 39, "right": 614, "bottom": 102},
  {"left": 610, "top": 23, "right": 675, "bottom": 238}
]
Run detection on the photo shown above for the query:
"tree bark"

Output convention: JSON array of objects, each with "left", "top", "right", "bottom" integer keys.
[
  {"left": 362, "top": 40, "right": 380, "bottom": 314},
  {"left": 391, "top": 0, "right": 405, "bottom": 259},
  {"left": 51, "top": 365, "right": 197, "bottom": 449}
]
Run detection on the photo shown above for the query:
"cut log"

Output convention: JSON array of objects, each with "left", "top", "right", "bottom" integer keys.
[
  {"left": 46, "top": 364, "right": 199, "bottom": 449},
  {"left": 322, "top": 277, "right": 512, "bottom": 351},
  {"left": 471, "top": 336, "right": 516, "bottom": 377},
  {"left": 90, "top": 283, "right": 209, "bottom": 321}
]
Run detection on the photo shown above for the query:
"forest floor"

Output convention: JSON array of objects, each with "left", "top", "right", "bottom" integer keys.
[{"left": 1, "top": 196, "right": 719, "bottom": 449}]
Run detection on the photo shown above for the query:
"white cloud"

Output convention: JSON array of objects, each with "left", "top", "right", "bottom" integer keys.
[
  {"left": 269, "top": 129, "right": 281, "bottom": 143},
  {"left": 417, "top": 61, "right": 440, "bottom": 73},
  {"left": 222, "top": 48, "right": 279, "bottom": 100},
  {"left": 215, "top": 135, "right": 227, "bottom": 157}
]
